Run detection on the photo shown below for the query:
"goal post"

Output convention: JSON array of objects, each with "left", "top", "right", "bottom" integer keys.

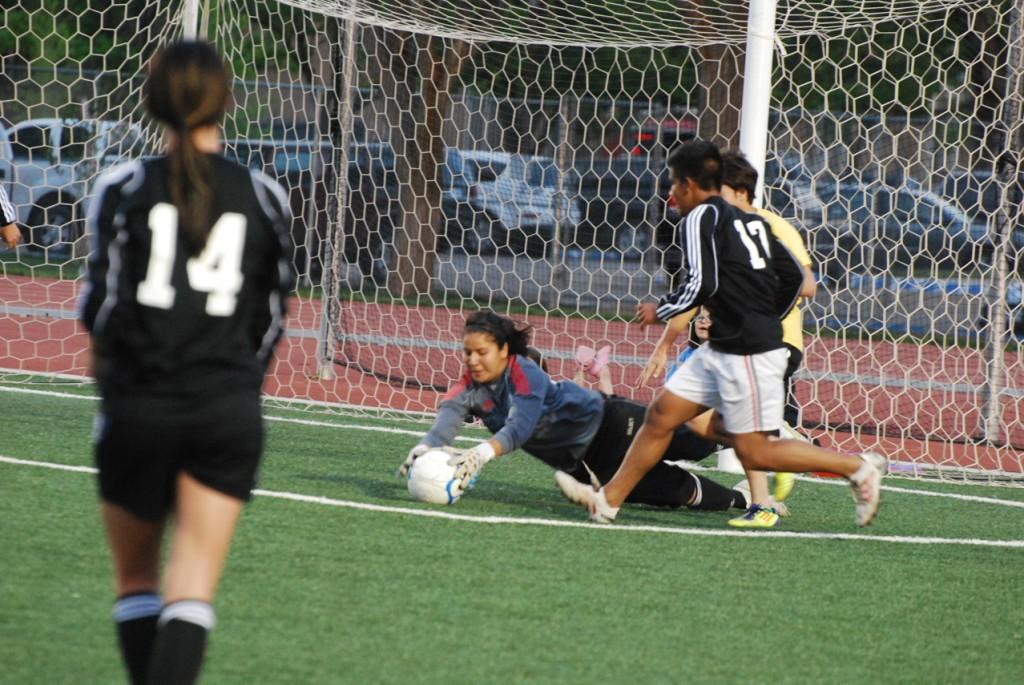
[
  {"left": 739, "top": 0, "right": 778, "bottom": 207},
  {"left": 1, "top": 0, "right": 1023, "bottom": 482}
]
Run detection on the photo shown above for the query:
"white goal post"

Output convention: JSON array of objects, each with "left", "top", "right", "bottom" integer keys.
[{"left": 1, "top": 0, "right": 1023, "bottom": 483}]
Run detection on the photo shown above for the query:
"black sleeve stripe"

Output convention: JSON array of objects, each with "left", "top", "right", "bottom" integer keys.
[
  {"left": 0, "top": 186, "right": 16, "bottom": 225},
  {"left": 657, "top": 204, "right": 712, "bottom": 320}
]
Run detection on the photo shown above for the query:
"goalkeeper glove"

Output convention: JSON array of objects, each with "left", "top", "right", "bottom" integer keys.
[
  {"left": 447, "top": 442, "right": 496, "bottom": 489},
  {"left": 397, "top": 443, "right": 430, "bottom": 478}
]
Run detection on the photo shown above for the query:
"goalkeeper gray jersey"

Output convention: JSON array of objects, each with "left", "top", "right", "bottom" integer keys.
[{"left": 423, "top": 355, "right": 605, "bottom": 471}]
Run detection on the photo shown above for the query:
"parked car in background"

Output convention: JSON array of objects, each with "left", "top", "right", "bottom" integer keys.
[
  {"left": 811, "top": 175, "right": 990, "bottom": 273},
  {"left": 0, "top": 118, "right": 145, "bottom": 259},
  {"left": 481, "top": 153, "right": 581, "bottom": 257},
  {"left": 443, "top": 150, "right": 581, "bottom": 258},
  {"left": 941, "top": 168, "right": 1024, "bottom": 266},
  {"left": 226, "top": 132, "right": 399, "bottom": 285},
  {"left": 575, "top": 155, "right": 659, "bottom": 255},
  {"left": 439, "top": 149, "right": 506, "bottom": 253}
]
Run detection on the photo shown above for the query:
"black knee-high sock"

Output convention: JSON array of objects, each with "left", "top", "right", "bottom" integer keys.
[
  {"left": 114, "top": 592, "right": 162, "bottom": 685},
  {"left": 146, "top": 600, "right": 215, "bottom": 685},
  {"left": 685, "top": 473, "right": 749, "bottom": 511}
]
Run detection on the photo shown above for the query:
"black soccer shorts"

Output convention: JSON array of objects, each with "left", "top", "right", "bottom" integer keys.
[{"left": 95, "top": 390, "right": 264, "bottom": 521}]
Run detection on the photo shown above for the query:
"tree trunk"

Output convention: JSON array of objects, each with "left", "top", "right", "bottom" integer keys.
[
  {"left": 384, "top": 31, "right": 472, "bottom": 299},
  {"left": 678, "top": 1, "right": 743, "bottom": 149},
  {"left": 697, "top": 43, "right": 743, "bottom": 151}
]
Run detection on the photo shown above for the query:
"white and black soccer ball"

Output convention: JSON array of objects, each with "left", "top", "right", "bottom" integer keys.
[{"left": 407, "top": 448, "right": 463, "bottom": 505}]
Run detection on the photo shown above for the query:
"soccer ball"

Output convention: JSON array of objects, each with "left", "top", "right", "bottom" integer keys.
[{"left": 407, "top": 448, "right": 463, "bottom": 505}]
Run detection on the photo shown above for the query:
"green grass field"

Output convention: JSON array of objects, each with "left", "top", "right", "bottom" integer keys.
[{"left": 2, "top": 380, "right": 1023, "bottom": 684}]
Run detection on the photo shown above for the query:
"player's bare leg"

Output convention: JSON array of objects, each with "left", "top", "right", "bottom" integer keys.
[
  {"left": 162, "top": 473, "right": 244, "bottom": 604},
  {"left": 685, "top": 409, "right": 730, "bottom": 443},
  {"left": 742, "top": 469, "right": 773, "bottom": 507},
  {"left": 733, "top": 433, "right": 861, "bottom": 475},
  {"left": 102, "top": 503, "right": 165, "bottom": 685},
  {"left": 685, "top": 411, "right": 775, "bottom": 508},
  {"left": 147, "top": 473, "right": 245, "bottom": 685},
  {"left": 102, "top": 503, "right": 165, "bottom": 596}
]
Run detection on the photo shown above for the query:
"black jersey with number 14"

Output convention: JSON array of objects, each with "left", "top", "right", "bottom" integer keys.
[
  {"left": 655, "top": 195, "right": 801, "bottom": 355},
  {"left": 79, "top": 155, "right": 293, "bottom": 397}
]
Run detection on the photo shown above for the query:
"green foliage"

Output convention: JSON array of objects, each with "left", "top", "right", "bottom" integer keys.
[
  {"left": 2, "top": 0, "right": 159, "bottom": 70},
  {"left": 1, "top": 1, "right": 1006, "bottom": 120}
]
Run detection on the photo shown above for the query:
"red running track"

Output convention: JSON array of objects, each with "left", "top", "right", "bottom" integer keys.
[{"left": 2, "top": 274, "right": 1021, "bottom": 473}]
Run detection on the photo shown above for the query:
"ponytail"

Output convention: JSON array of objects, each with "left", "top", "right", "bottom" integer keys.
[
  {"left": 145, "top": 40, "right": 231, "bottom": 256},
  {"left": 166, "top": 135, "right": 213, "bottom": 256}
]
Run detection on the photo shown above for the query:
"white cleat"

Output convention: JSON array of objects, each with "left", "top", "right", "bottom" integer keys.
[
  {"left": 849, "top": 452, "right": 887, "bottom": 527},
  {"left": 586, "top": 487, "right": 620, "bottom": 524},
  {"left": 554, "top": 470, "right": 592, "bottom": 506},
  {"left": 554, "top": 471, "right": 619, "bottom": 523}
]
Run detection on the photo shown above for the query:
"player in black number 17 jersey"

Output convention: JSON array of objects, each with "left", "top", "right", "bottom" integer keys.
[
  {"left": 566, "top": 140, "right": 887, "bottom": 530},
  {"left": 653, "top": 193, "right": 790, "bottom": 354},
  {"left": 78, "top": 41, "right": 291, "bottom": 685}
]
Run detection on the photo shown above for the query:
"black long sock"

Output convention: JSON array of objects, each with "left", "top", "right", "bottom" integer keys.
[
  {"left": 146, "top": 600, "right": 215, "bottom": 685},
  {"left": 114, "top": 592, "right": 161, "bottom": 685},
  {"left": 685, "top": 473, "right": 748, "bottom": 511}
]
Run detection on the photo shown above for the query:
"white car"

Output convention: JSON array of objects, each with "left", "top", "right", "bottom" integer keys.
[
  {"left": 449, "top": 150, "right": 581, "bottom": 257},
  {"left": 0, "top": 118, "right": 146, "bottom": 259}
]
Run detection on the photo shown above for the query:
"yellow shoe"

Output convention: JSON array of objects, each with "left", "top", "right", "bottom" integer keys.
[
  {"left": 728, "top": 504, "right": 780, "bottom": 528},
  {"left": 773, "top": 471, "right": 796, "bottom": 502}
]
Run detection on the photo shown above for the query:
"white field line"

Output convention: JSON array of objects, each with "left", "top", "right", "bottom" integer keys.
[
  {"left": 3, "top": 383, "right": 1024, "bottom": 505},
  {"left": 263, "top": 415, "right": 481, "bottom": 443},
  {"left": 1, "top": 454, "right": 1022, "bottom": 549},
  {"left": 0, "top": 368, "right": 438, "bottom": 418}
]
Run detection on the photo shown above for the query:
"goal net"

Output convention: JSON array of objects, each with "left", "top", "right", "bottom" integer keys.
[{"left": 1, "top": 0, "right": 1022, "bottom": 482}]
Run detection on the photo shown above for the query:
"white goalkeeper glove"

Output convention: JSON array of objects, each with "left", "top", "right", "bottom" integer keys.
[
  {"left": 397, "top": 443, "right": 430, "bottom": 478},
  {"left": 447, "top": 442, "right": 496, "bottom": 489}
]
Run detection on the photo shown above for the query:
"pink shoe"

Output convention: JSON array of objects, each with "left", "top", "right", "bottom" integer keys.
[
  {"left": 575, "top": 345, "right": 596, "bottom": 373},
  {"left": 585, "top": 345, "right": 612, "bottom": 380}
]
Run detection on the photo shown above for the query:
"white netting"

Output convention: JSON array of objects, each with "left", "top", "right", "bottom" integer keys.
[{"left": 2, "top": 0, "right": 1022, "bottom": 482}]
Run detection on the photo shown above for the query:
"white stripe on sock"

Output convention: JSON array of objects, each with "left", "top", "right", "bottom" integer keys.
[
  {"left": 158, "top": 600, "right": 216, "bottom": 630},
  {"left": 113, "top": 593, "right": 162, "bottom": 623},
  {"left": 690, "top": 472, "right": 703, "bottom": 506}
]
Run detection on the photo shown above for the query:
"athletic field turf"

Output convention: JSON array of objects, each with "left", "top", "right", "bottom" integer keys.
[{"left": 2, "top": 380, "right": 1023, "bottom": 684}]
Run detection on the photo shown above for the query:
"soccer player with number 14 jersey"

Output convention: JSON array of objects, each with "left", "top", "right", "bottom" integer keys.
[{"left": 80, "top": 41, "right": 291, "bottom": 685}]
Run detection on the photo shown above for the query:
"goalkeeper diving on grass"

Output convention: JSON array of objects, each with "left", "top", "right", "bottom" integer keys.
[{"left": 397, "top": 310, "right": 752, "bottom": 513}]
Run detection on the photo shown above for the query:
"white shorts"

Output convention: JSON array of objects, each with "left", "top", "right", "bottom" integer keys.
[{"left": 663, "top": 344, "right": 788, "bottom": 434}]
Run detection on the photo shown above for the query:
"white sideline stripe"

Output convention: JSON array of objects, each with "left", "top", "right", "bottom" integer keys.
[
  {"left": 789, "top": 474, "right": 1024, "bottom": 508},
  {"left": 0, "top": 385, "right": 98, "bottom": 401},
  {"left": 871, "top": 483, "right": 1024, "bottom": 508},
  {"left": 263, "top": 415, "right": 480, "bottom": 443},
  {"left": 2, "top": 454, "right": 1023, "bottom": 549},
  {"left": 0, "top": 384, "right": 475, "bottom": 438},
  {"left": 0, "top": 371, "right": 438, "bottom": 418},
  {"left": 0, "top": 455, "right": 98, "bottom": 474}
]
